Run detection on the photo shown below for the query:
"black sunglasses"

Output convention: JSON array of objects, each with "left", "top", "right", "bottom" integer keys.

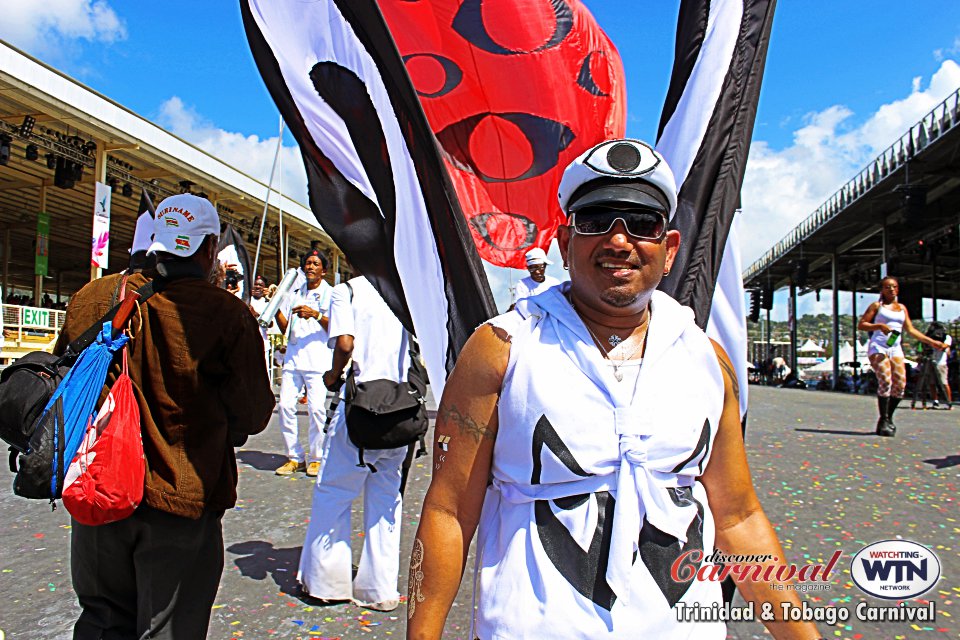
[{"left": 569, "top": 208, "right": 667, "bottom": 241}]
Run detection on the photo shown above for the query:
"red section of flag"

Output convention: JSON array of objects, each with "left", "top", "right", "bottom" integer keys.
[{"left": 380, "top": 0, "right": 625, "bottom": 268}]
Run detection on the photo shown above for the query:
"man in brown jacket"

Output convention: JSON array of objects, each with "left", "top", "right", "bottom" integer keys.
[{"left": 56, "top": 194, "right": 275, "bottom": 639}]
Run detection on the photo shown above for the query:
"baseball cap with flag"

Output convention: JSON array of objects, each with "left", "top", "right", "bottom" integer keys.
[
  {"left": 557, "top": 139, "right": 678, "bottom": 221},
  {"left": 147, "top": 194, "right": 220, "bottom": 257}
]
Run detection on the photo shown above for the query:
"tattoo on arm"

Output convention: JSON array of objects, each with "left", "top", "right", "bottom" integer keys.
[
  {"left": 408, "top": 538, "right": 425, "bottom": 620},
  {"left": 717, "top": 356, "right": 740, "bottom": 404},
  {"left": 438, "top": 404, "right": 495, "bottom": 443},
  {"left": 434, "top": 436, "right": 451, "bottom": 472}
]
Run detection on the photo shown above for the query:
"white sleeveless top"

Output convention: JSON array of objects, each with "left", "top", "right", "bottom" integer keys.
[
  {"left": 867, "top": 303, "right": 905, "bottom": 357},
  {"left": 474, "top": 284, "right": 726, "bottom": 639}
]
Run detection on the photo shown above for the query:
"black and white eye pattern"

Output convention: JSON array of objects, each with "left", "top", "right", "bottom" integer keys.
[{"left": 582, "top": 140, "right": 660, "bottom": 177}]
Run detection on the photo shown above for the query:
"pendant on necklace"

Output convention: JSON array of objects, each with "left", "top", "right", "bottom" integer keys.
[
  {"left": 608, "top": 334, "right": 623, "bottom": 348},
  {"left": 613, "top": 367, "right": 623, "bottom": 382}
]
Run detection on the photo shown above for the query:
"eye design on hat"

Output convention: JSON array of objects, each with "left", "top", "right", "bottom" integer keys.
[{"left": 582, "top": 139, "right": 659, "bottom": 177}]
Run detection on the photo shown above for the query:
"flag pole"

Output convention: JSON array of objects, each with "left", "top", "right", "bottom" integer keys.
[
  {"left": 278, "top": 130, "right": 285, "bottom": 273},
  {"left": 252, "top": 116, "right": 285, "bottom": 280}
]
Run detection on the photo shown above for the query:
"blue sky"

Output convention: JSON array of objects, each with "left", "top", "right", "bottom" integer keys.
[{"left": 4, "top": 0, "right": 960, "bottom": 319}]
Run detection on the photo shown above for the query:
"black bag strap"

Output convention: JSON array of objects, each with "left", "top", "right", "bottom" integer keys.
[
  {"left": 62, "top": 279, "right": 158, "bottom": 360},
  {"left": 342, "top": 279, "right": 428, "bottom": 470},
  {"left": 342, "top": 279, "right": 423, "bottom": 383},
  {"left": 61, "top": 261, "right": 205, "bottom": 360}
]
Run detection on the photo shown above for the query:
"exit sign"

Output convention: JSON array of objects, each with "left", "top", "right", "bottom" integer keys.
[{"left": 21, "top": 307, "right": 50, "bottom": 328}]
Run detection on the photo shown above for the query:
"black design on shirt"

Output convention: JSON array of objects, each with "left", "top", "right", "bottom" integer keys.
[
  {"left": 535, "top": 492, "right": 617, "bottom": 611},
  {"left": 638, "top": 486, "right": 705, "bottom": 608},
  {"left": 531, "top": 414, "right": 592, "bottom": 485},
  {"left": 670, "top": 418, "right": 711, "bottom": 474},
  {"left": 531, "top": 414, "right": 615, "bottom": 610}
]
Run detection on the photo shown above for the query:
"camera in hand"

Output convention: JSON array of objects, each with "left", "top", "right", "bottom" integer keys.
[{"left": 224, "top": 269, "right": 241, "bottom": 288}]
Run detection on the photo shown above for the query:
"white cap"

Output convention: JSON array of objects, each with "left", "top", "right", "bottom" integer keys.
[
  {"left": 557, "top": 139, "right": 678, "bottom": 220},
  {"left": 130, "top": 212, "right": 153, "bottom": 255},
  {"left": 525, "top": 247, "right": 552, "bottom": 266},
  {"left": 147, "top": 194, "right": 220, "bottom": 257}
]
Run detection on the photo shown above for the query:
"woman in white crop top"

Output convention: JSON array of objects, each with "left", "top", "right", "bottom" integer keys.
[{"left": 857, "top": 277, "right": 948, "bottom": 436}]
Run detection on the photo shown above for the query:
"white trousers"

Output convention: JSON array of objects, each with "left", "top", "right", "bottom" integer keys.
[
  {"left": 278, "top": 369, "right": 329, "bottom": 463},
  {"left": 262, "top": 339, "right": 271, "bottom": 374},
  {"left": 298, "top": 408, "right": 407, "bottom": 604}
]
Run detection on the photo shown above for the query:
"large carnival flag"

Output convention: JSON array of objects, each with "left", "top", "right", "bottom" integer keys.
[
  {"left": 241, "top": 0, "right": 498, "bottom": 396},
  {"left": 656, "top": 0, "right": 777, "bottom": 418},
  {"left": 377, "top": 1, "right": 625, "bottom": 269}
]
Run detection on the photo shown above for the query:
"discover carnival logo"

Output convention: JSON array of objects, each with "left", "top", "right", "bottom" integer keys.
[
  {"left": 850, "top": 540, "right": 941, "bottom": 599},
  {"left": 671, "top": 549, "right": 841, "bottom": 588}
]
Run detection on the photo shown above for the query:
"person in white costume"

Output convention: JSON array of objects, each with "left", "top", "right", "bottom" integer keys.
[
  {"left": 298, "top": 275, "right": 411, "bottom": 612},
  {"left": 513, "top": 247, "right": 561, "bottom": 304},
  {"left": 932, "top": 332, "right": 952, "bottom": 407},
  {"left": 857, "top": 276, "right": 948, "bottom": 435},
  {"left": 408, "top": 140, "right": 821, "bottom": 639},
  {"left": 273, "top": 250, "right": 334, "bottom": 477}
]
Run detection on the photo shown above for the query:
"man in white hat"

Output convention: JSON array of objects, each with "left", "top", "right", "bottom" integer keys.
[
  {"left": 408, "top": 140, "right": 820, "bottom": 639},
  {"left": 59, "top": 193, "right": 275, "bottom": 640},
  {"left": 513, "top": 247, "right": 561, "bottom": 304}
]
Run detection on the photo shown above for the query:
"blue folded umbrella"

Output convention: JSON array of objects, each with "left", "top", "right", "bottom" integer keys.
[{"left": 43, "top": 322, "right": 128, "bottom": 497}]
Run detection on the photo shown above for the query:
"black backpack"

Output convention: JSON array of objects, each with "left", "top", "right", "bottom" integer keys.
[
  {"left": 341, "top": 283, "right": 428, "bottom": 471},
  {"left": 0, "top": 263, "right": 198, "bottom": 493}
]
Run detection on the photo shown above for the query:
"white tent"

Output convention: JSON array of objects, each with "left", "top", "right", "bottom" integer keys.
[
  {"left": 803, "top": 357, "right": 851, "bottom": 376},
  {"left": 798, "top": 339, "right": 825, "bottom": 353},
  {"left": 802, "top": 343, "right": 915, "bottom": 380},
  {"left": 837, "top": 342, "right": 858, "bottom": 365}
]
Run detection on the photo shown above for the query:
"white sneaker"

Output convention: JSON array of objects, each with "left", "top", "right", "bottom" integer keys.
[{"left": 355, "top": 598, "right": 400, "bottom": 612}]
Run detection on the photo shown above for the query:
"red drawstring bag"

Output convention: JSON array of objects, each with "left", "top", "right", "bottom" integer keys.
[{"left": 63, "top": 283, "right": 144, "bottom": 526}]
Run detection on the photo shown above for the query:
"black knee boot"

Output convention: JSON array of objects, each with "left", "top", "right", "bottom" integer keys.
[
  {"left": 876, "top": 397, "right": 894, "bottom": 437},
  {"left": 886, "top": 397, "right": 901, "bottom": 434}
]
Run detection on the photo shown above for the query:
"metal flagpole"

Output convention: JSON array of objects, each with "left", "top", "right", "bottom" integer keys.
[
  {"left": 252, "top": 116, "right": 285, "bottom": 280},
  {"left": 278, "top": 126, "right": 285, "bottom": 273}
]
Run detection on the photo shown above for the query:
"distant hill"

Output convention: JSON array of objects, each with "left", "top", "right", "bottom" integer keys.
[{"left": 747, "top": 314, "right": 959, "bottom": 359}]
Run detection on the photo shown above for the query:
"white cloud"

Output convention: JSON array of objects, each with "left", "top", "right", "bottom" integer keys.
[
  {"left": 156, "top": 97, "right": 308, "bottom": 207},
  {"left": 0, "top": 0, "right": 126, "bottom": 56},
  {"left": 740, "top": 59, "right": 960, "bottom": 268}
]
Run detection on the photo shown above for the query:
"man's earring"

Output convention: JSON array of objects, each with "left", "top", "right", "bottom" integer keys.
[{"left": 563, "top": 263, "right": 569, "bottom": 270}]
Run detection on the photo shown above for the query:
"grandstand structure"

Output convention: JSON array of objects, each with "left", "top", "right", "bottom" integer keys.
[
  {"left": 743, "top": 87, "right": 960, "bottom": 386},
  {"left": 0, "top": 41, "right": 344, "bottom": 362}
]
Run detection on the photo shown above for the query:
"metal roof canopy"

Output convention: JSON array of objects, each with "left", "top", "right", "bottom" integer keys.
[
  {"left": 744, "top": 88, "right": 960, "bottom": 308},
  {"left": 0, "top": 41, "right": 340, "bottom": 299}
]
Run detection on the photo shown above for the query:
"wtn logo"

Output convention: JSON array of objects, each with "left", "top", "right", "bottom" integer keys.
[
  {"left": 851, "top": 541, "right": 940, "bottom": 600},
  {"left": 860, "top": 558, "right": 927, "bottom": 583}
]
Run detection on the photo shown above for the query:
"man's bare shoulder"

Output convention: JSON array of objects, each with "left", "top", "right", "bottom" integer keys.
[
  {"left": 708, "top": 338, "right": 729, "bottom": 360},
  {"left": 450, "top": 323, "right": 511, "bottom": 390},
  {"left": 708, "top": 338, "right": 740, "bottom": 400}
]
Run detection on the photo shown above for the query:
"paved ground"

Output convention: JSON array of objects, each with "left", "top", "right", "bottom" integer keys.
[{"left": 0, "top": 386, "right": 957, "bottom": 639}]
